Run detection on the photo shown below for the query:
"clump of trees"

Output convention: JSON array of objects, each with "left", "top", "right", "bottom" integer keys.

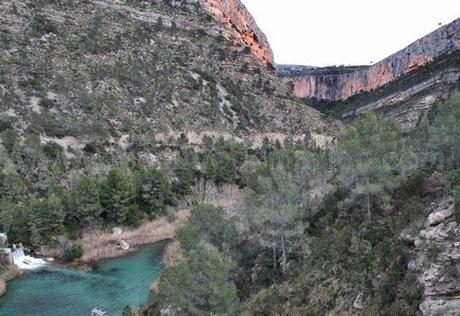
[
  {"left": 248, "top": 152, "right": 323, "bottom": 276},
  {"left": 147, "top": 91, "right": 460, "bottom": 315},
  {"left": 149, "top": 204, "right": 240, "bottom": 314},
  {"left": 0, "top": 166, "right": 174, "bottom": 247},
  {"left": 334, "top": 111, "right": 404, "bottom": 220}
]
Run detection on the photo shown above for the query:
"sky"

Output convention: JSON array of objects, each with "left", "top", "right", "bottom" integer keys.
[{"left": 241, "top": 0, "right": 460, "bottom": 66}]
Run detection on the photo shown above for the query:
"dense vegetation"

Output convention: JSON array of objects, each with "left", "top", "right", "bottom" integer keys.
[
  {"left": 1, "top": 89, "right": 459, "bottom": 313},
  {"left": 138, "top": 91, "right": 460, "bottom": 315},
  {"left": 0, "top": 119, "right": 310, "bottom": 257}
]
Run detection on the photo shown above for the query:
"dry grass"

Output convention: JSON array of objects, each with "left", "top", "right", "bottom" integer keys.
[
  {"left": 188, "top": 181, "right": 246, "bottom": 216},
  {"left": 163, "top": 241, "right": 184, "bottom": 267},
  {"left": 78, "top": 209, "right": 190, "bottom": 263}
]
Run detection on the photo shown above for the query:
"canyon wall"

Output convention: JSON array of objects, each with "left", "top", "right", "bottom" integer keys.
[
  {"left": 279, "top": 19, "right": 460, "bottom": 101},
  {"left": 200, "top": 0, "right": 274, "bottom": 65}
]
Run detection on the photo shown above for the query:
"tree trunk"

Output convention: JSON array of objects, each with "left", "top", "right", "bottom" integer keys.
[
  {"left": 280, "top": 232, "right": 288, "bottom": 276},
  {"left": 366, "top": 172, "right": 372, "bottom": 221},
  {"left": 272, "top": 244, "right": 277, "bottom": 271},
  {"left": 367, "top": 191, "right": 371, "bottom": 221}
]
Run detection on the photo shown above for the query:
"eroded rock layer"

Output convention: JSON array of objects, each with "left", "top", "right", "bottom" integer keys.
[
  {"left": 279, "top": 19, "right": 460, "bottom": 101},
  {"left": 200, "top": 0, "right": 274, "bottom": 65}
]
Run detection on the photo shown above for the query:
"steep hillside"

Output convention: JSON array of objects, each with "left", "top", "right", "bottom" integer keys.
[
  {"left": 0, "top": 0, "right": 340, "bottom": 297},
  {"left": 279, "top": 19, "right": 460, "bottom": 131},
  {"left": 0, "top": 0, "right": 334, "bottom": 150}
]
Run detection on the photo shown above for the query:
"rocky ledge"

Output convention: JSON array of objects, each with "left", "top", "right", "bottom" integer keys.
[
  {"left": 279, "top": 19, "right": 460, "bottom": 101},
  {"left": 406, "top": 198, "right": 460, "bottom": 315}
]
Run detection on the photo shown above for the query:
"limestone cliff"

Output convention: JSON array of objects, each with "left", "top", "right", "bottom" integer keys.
[
  {"left": 405, "top": 197, "right": 460, "bottom": 315},
  {"left": 200, "top": 0, "right": 274, "bottom": 65},
  {"left": 279, "top": 19, "right": 460, "bottom": 101}
]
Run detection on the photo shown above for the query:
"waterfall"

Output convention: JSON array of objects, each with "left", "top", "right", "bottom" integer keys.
[
  {"left": 11, "top": 248, "right": 48, "bottom": 271},
  {"left": 11, "top": 248, "right": 25, "bottom": 261}
]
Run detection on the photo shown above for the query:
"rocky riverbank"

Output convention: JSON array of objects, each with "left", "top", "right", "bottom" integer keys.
[
  {"left": 0, "top": 264, "right": 22, "bottom": 297},
  {"left": 81, "top": 210, "right": 190, "bottom": 264},
  {"left": 41, "top": 210, "right": 190, "bottom": 264}
]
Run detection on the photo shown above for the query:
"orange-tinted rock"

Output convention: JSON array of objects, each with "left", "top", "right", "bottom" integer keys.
[
  {"left": 201, "top": 0, "right": 274, "bottom": 65},
  {"left": 279, "top": 19, "right": 460, "bottom": 101}
]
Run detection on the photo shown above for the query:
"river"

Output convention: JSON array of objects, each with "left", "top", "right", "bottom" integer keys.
[{"left": 0, "top": 242, "right": 166, "bottom": 316}]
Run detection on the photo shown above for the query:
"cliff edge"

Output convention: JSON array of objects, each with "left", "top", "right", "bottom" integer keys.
[
  {"left": 200, "top": 0, "right": 274, "bottom": 65},
  {"left": 279, "top": 19, "right": 460, "bottom": 101}
]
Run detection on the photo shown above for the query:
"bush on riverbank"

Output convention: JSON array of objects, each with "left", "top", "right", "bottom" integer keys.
[{"left": 63, "top": 242, "right": 83, "bottom": 262}]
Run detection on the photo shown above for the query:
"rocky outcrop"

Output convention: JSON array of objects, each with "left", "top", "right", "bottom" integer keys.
[
  {"left": 0, "top": 260, "right": 22, "bottom": 297},
  {"left": 200, "top": 0, "right": 274, "bottom": 65},
  {"left": 279, "top": 19, "right": 460, "bottom": 101},
  {"left": 407, "top": 198, "right": 460, "bottom": 315},
  {"left": 340, "top": 66, "right": 460, "bottom": 131}
]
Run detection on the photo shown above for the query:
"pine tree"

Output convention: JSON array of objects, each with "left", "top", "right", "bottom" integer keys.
[
  {"left": 135, "top": 167, "right": 173, "bottom": 217},
  {"left": 100, "top": 168, "right": 137, "bottom": 225},
  {"left": 335, "top": 110, "right": 403, "bottom": 220},
  {"left": 0, "top": 198, "right": 15, "bottom": 233},
  {"left": 427, "top": 91, "right": 460, "bottom": 169},
  {"left": 248, "top": 153, "right": 320, "bottom": 276},
  {"left": 70, "top": 176, "right": 102, "bottom": 227},
  {"left": 215, "top": 152, "right": 236, "bottom": 185},
  {"left": 155, "top": 243, "right": 240, "bottom": 315},
  {"left": 177, "top": 204, "right": 238, "bottom": 253},
  {"left": 203, "top": 154, "right": 218, "bottom": 183},
  {"left": 27, "top": 194, "right": 66, "bottom": 245},
  {"left": 0, "top": 170, "right": 25, "bottom": 203},
  {"left": 174, "top": 148, "right": 197, "bottom": 196}
]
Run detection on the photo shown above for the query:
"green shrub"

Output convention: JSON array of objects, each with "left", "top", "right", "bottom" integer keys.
[
  {"left": 400, "top": 170, "right": 426, "bottom": 197},
  {"left": 30, "top": 15, "right": 56, "bottom": 35},
  {"left": 39, "top": 96, "right": 54, "bottom": 109},
  {"left": 166, "top": 211, "right": 176, "bottom": 223},
  {"left": 18, "top": 78, "right": 43, "bottom": 91},
  {"left": 447, "top": 170, "right": 460, "bottom": 222},
  {"left": 63, "top": 243, "right": 83, "bottom": 262},
  {"left": 0, "top": 118, "right": 13, "bottom": 133},
  {"left": 1, "top": 128, "right": 18, "bottom": 154},
  {"left": 42, "top": 142, "right": 64, "bottom": 158},
  {"left": 453, "top": 188, "right": 460, "bottom": 222},
  {"left": 447, "top": 169, "right": 460, "bottom": 187},
  {"left": 31, "top": 113, "right": 67, "bottom": 138}
]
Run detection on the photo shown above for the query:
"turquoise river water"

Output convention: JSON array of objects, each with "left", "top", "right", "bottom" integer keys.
[{"left": 0, "top": 243, "right": 166, "bottom": 316}]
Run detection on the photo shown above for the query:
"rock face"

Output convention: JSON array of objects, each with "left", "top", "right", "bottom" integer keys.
[
  {"left": 408, "top": 198, "right": 460, "bottom": 315},
  {"left": 200, "top": 0, "right": 274, "bottom": 65},
  {"left": 279, "top": 19, "right": 460, "bottom": 101}
]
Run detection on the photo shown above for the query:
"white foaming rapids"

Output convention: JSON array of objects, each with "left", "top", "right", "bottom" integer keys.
[{"left": 11, "top": 248, "right": 48, "bottom": 270}]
